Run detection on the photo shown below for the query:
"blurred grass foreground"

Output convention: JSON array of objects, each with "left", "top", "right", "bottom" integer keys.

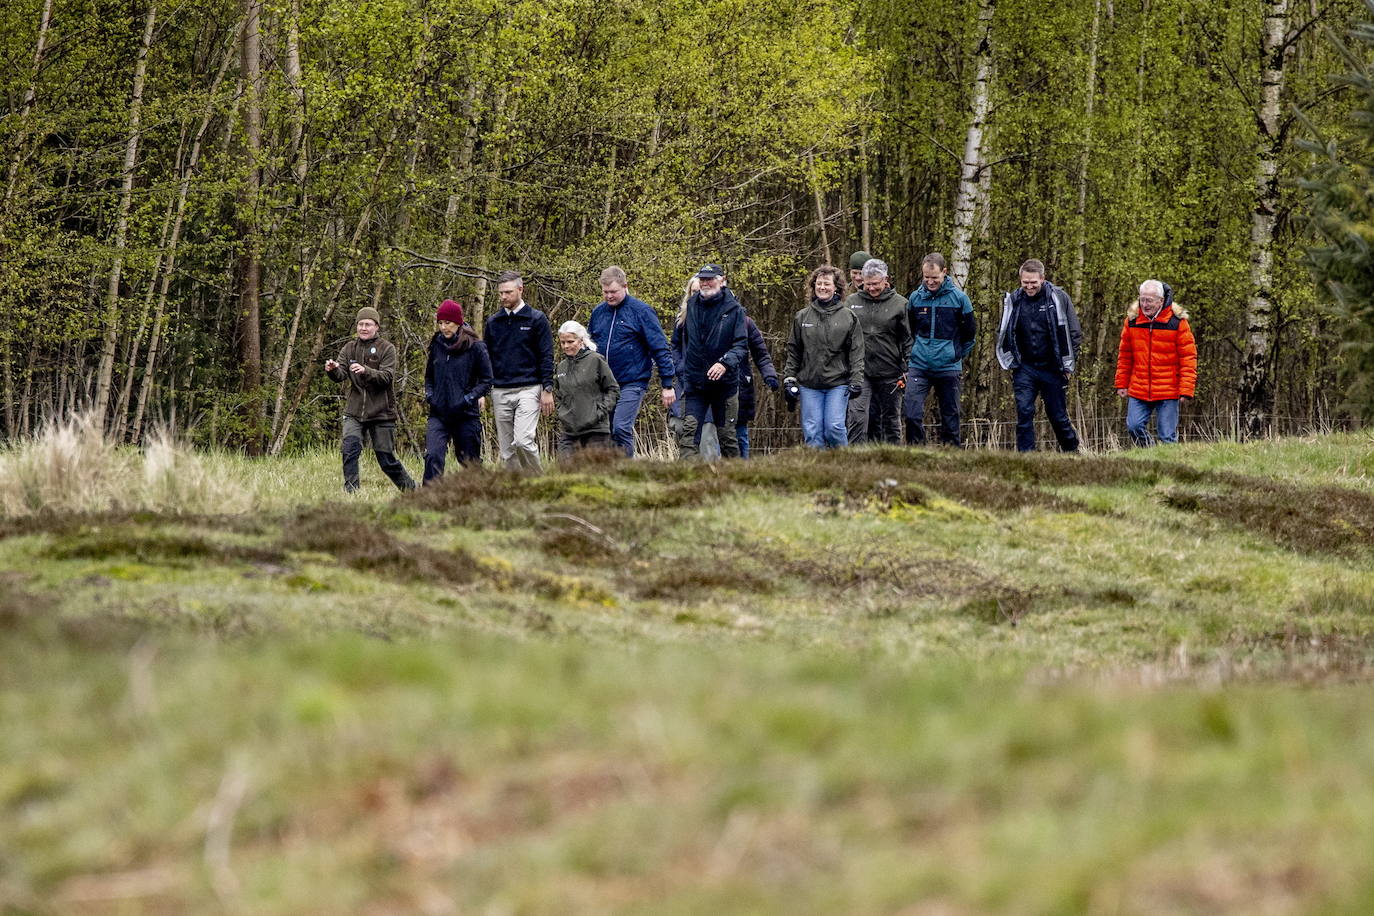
[{"left": 3, "top": 417, "right": 1374, "bottom": 912}]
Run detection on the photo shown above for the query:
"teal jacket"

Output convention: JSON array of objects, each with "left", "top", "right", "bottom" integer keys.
[{"left": 907, "top": 276, "right": 977, "bottom": 373}]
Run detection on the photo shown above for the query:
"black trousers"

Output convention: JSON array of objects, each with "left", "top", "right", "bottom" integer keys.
[
  {"left": 423, "top": 414, "right": 482, "bottom": 483},
  {"left": 847, "top": 375, "right": 904, "bottom": 445},
  {"left": 904, "top": 369, "right": 963, "bottom": 446},
  {"left": 1011, "top": 365, "right": 1078, "bottom": 452},
  {"left": 342, "top": 417, "right": 416, "bottom": 491},
  {"left": 557, "top": 430, "right": 615, "bottom": 456}
]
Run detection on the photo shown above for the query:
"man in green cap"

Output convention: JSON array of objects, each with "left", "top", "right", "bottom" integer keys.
[
  {"left": 324, "top": 307, "right": 416, "bottom": 492},
  {"left": 847, "top": 250, "right": 872, "bottom": 295}
]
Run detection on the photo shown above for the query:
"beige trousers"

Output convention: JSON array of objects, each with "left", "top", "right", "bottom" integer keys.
[{"left": 491, "top": 385, "right": 542, "bottom": 472}]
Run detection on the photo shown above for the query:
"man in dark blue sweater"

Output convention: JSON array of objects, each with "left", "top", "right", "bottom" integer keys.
[
  {"left": 484, "top": 269, "right": 555, "bottom": 471},
  {"left": 675, "top": 264, "right": 748, "bottom": 459},
  {"left": 587, "top": 265, "right": 676, "bottom": 457},
  {"left": 995, "top": 259, "right": 1082, "bottom": 452}
]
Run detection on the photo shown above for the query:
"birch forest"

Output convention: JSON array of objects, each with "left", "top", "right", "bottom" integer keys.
[{"left": 3, "top": 0, "right": 1372, "bottom": 452}]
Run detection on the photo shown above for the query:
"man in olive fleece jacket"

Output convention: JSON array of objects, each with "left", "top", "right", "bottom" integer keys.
[
  {"left": 324, "top": 307, "right": 416, "bottom": 492},
  {"left": 845, "top": 258, "right": 911, "bottom": 445}
]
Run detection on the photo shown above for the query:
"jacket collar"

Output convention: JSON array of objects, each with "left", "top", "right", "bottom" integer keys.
[
  {"left": 914, "top": 277, "right": 955, "bottom": 301},
  {"left": 859, "top": 285, "right": 900, "bottom": 304}
]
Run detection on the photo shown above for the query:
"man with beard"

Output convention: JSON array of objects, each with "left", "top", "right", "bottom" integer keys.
[{"left": 675, "top": 264, "right": 748, "bottom": 459}]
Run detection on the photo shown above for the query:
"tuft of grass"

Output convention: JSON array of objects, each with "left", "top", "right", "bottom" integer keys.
[{"left": 0, "top": 415, "right": 253, "bottom": 516}]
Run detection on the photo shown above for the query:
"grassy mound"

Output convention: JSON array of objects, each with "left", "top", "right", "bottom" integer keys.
[{"left": 3, "top": 433, "right": 1374, "bottom": 911}]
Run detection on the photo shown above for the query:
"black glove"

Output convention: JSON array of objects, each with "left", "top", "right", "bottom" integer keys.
[
  {"left": 783, "top": 378, "right": 799, "bottom": 412},
  {"left": 765, "top": 376, "right": 780, "bottom": 391},
  {"left": 848, "top": 383, "right": 863, "bottom": 399}
]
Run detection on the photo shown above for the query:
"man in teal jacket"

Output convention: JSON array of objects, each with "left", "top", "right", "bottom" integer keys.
[{"left": 905, "top": 252, "right": 976, "bottom": 446}]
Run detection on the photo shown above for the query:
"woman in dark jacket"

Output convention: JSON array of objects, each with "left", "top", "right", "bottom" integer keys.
[
  {"left": 735, "top": 314, "right": 779, "bottom": 458},
  {"left": 423, "top": 299, "right": 492, "bottom": 482},
  {"left": 783, "top": 265, "right": 865, "bottom": 449},
  {"left": 667, "top": 276, "right": 698, "bottom": 441}
]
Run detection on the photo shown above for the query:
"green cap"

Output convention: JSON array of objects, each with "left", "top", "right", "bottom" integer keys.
[{"left": 848, "top": 251, "right": 872, "bottom": 270}]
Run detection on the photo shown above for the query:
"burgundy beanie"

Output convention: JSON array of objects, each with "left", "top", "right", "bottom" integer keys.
[{"left": 436, "top": 299, "right": 464, "bottom": 324}]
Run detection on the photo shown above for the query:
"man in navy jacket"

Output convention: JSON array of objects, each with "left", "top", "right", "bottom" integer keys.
[
  {"left": 675, "top": 264, "right": 748, "bottom": 459},
  {"left": 484, "top": 269, "right": 555, "bottom": 471},
  {"left": 994, "top": 259, "right": 1082, "bottom": 452},
  {"left": 587, "top": 266, "right": 676, "bottom": 456}
]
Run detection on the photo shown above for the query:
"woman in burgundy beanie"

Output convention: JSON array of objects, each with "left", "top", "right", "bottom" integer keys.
[
  {"left": 437, "top": 298, "right": 464, "bottom": 325},
  {"left": 423, "top": 298, "right": 492, "bottom": 481}
]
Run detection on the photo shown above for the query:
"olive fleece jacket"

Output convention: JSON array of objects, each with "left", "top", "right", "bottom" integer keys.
[{"left": 327, "top": 336, "right": 401, "bottom": 422}]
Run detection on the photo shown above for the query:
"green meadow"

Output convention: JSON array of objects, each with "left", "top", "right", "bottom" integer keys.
[{"left": 3, "top": 428, "right": 1374, "bottom": 913}]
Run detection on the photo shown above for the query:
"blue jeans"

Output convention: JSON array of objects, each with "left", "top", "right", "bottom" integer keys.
[
  {"left": 1126, "top": 397, "right": 1179, "bottom": 446},
  {"left": 1011, "top": 365, "right": 1078, "bottom": 452},
  {"left": 905, "top": 369, "right": 963, "bottom": 446},
  {"left": 737, "top": 423, "right": 751, "bottom": 459},
  {"left": 610, "top": 381, "right": 648, "bottom": 457},
  {"left": 799, "top": 386, "right": 849, "bottom": 449}
]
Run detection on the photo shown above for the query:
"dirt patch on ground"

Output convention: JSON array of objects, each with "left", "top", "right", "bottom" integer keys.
[
  {"left": 43, "top": 529, "right": 287, "bottom": 567},
  {"left": 1160, "top": 478, "right": 1374, "bottom": 555},
  {"left": 283, "top": 507, "right": 479, "bottom": 584}
]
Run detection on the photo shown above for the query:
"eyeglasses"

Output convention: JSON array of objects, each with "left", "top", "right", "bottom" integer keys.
[{"left": 1138, "top": 295, "right": 1161, "bottom": 303}]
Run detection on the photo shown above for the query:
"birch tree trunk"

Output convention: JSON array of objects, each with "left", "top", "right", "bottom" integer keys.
[
  {"left": 114, "top": 168, "right": 180, "bottom": 434},
  {"left": 859, "top": 126, "right": 872, "bottom": 254},
  {"left": 808, "top": 151, "right": 833, "bottom": 264},
  {"left": 268, "top": 0, "right": 313, "bottom": 444},
  {"left": 238, "top": 0, "right": 265, "bottom": 453},
  {"left": 1240, "top": 0, "right": 1291, "bottom": 439},
  {"left": 431, "top": 78, "right": 483, "bottom": 303},
  {"left": 471, "top": 84, "right": 509, "bottom": 324},
  {"left": 93, "top": 0, "right": 158, "bottom": 426},
  {"left": 131, "top": 31, "right": 236, "bottom": 444},
  {"left": 269, "top": 123, "right": 404, "bottom": 455},
  {"left": 1071, "top": 0, "right": 1102, "bottom": 308},
  {"left": 950, "top": 0, "right": 995, "bottom": 289}
]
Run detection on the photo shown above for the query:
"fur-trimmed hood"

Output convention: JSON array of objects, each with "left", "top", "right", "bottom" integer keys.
[{"left": 1127, "top": 281, "right": 1187, "bottom": 321}]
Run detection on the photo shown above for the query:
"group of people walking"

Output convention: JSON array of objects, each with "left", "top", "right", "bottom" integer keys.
[{"left": 324, "top": 256, "right": 1197, "bottom": 491}]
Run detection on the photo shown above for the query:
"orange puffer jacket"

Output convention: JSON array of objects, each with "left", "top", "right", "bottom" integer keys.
[{"left": 1114, "top": 301, "right": 1197, "bottom": 401}]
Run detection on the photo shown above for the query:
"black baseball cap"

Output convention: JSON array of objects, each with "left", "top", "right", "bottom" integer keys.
[{"left": 696, "top": 264, "right": 724, "bottom": 279}]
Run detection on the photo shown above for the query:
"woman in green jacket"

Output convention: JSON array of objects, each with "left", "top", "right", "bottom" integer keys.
[
  {"left": 554, "top": 320, "right": 620, "bottom": 456},
  {"left": 783, "top": 266, "right": 865, "bottom": 449}
]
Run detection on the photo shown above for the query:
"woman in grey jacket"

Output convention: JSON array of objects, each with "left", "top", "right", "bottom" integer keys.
[
  {"left": 553, "top": 321, "right": 620, "bottom": 456},
  {"left": 783, "top": 265, "right": 865, "bottom": 449}
]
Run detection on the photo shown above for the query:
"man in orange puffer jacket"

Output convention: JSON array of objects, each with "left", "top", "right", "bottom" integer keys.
[{"left": 1114, "top": 280, "right": 1197, "bottom": 446}]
